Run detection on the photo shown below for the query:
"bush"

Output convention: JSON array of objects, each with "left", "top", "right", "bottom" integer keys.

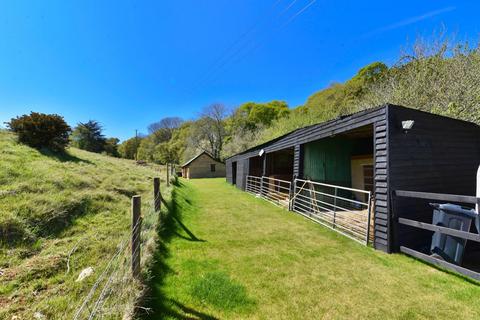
[
  {"left": 6, "top": 112, "right": 71, "bottom": 152},
  {"left": 70, "top": 120, "right": 106, "bottom": 153}
]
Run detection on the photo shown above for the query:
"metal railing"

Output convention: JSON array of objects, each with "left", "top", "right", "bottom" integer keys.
[
  {"left": 246, "top": 175, "right": 291, "bottom": 209},
  {"left": 245, "top": 175, "right": 262, "bottom": 195},
  {"left": 291, "top": 179, "right": 372, "bottom": 245},
  {"left": 245, "top": 175, "right": 373, "bottom": 245}
]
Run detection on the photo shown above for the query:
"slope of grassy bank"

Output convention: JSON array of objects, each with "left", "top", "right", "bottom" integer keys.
[
  {"left": 142, "top": 178, "right": 480, "bottom": 319},
  {"left": 0, "top": 130, "right": 166, "bottom": 319}
]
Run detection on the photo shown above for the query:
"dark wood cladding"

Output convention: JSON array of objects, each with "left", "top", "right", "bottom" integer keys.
[
  {"left": 373, "top": 112, "right": 389, "bottom": 252},
  {"left": 388, "top": 105, "right": 480, "bottom": 252},
  {"left": 228, "top": 105, "right": 387, "bottom": 161},
  {"left": 224, "top": 104, "right": 480, "bottom": 254},
  {"left": 226, "top": 158, "right": 233, "bottom": 184},
  {"left": 233, "top": 159, "right": 249, "bottom": 190},
  {"left": 293, "top": 144, "right": 302, "bottom": 177}
]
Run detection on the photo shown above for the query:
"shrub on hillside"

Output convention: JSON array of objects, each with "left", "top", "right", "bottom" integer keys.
[
  {"left": 6, "top": 112, "right": 71, "bottom": 152},
  {"left": 70, "top": 120, "right": 106, "bottom": 153}
]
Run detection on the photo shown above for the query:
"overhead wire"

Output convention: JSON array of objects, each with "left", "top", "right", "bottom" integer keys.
[{"left": 185, "top": 0, "right": 305, "bottom": 97}]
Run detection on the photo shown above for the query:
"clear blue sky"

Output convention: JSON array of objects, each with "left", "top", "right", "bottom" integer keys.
[{"left": 0, "top": 0, "right": 478, "bottom": 141}]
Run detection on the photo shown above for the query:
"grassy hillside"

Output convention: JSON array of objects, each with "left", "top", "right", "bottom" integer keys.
[{"left": 0, "top": 130, "right": 166, "bottom": 319}]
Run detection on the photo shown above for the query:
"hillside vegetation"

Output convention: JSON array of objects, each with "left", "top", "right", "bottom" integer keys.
[
  {"left": 257, "top": 36, "right": 480, "bottom": 143},
  {"left": 117, "top": 34, "right": 480, "bottom": 163},
  {"left": 0, "top": 130, "right": 165, "bottom": 319}
]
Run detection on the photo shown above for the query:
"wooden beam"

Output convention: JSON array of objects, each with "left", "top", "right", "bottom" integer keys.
[
  {"left": 399, "top": 218, "right": 480, "bottom": 242},
  {"left": 153, "top": 177, "right": 161, "bottom": 212},
  {"left": 131, "top": 195, "right": 142, "bottom": 279},
  {"left": 395, "top": 190, "right": 478, "bottom": 205},
  {"left": 400, "top": 246, "right": 480, "bottom": 281}
]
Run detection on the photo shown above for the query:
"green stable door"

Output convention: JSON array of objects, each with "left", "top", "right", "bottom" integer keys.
[{"left": 302, "top": 137, "right": 353, "bottom": 187}]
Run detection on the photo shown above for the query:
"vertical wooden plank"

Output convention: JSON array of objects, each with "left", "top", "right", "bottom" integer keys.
[
  {"left": 131, "top": 195, "right": 141, "bottom": 279},
  {"left": 153, "top": 177, "right": 161, "bottom": 212},
  {"left": 262, "top": 155, "right": 267, "bottom": 176}
]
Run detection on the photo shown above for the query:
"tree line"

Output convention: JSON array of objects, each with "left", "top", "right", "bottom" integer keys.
[
  {"left": 123, "top": 34, "right": 480, "bottom": 165},
  {"left": 117, "top": 100, "right": 290, "bottom": 164},
  {"left": 7, "top": 33, "right": 479, "bottom": 163}
]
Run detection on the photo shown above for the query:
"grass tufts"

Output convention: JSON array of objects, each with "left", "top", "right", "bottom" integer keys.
[
  {"left": 191, "top": 271, "right": 255, "bottom": 311},
  {"left": 140, "top": 178, "right": 480, "bottom": 320},
  {"left": 0, "top": 130, "right": 168, "bottom": 319}
]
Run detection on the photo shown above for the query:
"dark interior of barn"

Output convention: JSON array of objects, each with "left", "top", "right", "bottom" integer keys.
[
  {"left": 300, "top": 125, "right": 374, "bottom": 202},
  {"left": 248, "top": 156, "right": 263, "bottom": 177},
  {"left": 265, "top": 147, "right": 294, "bottom": 181}
]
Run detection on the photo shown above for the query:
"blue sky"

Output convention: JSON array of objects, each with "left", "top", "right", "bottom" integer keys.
[{"left": 0, "top": 1, "right": 477, "bottom": 140}]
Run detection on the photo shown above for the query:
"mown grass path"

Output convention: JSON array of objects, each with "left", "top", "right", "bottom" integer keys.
[{"left": 142, "top": 178, "right": 480, "bottom": 320}]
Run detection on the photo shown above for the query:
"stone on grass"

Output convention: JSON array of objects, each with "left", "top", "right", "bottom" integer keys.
[
  {"left": 76, "top": 267, "right": 94, "bottom": 282},
  {"left": 33, "top": 312, "right": 45, "bottom": 319}
]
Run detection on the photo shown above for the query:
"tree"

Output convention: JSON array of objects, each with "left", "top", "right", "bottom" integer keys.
[
  {"left": 147, "top": 117, "right": 183, "bottom": 140},
  {"left": 6, "top": 112, "right": 71, "bottom": 152},
  {"left": 118, "top": 137, "right": 142, "bottom": 159},
  {"left": 103, "top": 137, "right": 120, "bottom": 157},
  {"left": 360, "top": 34, "right": 480, "bottom": 125},
  {"left": 222, "top": 100, "right": 290, "bottom": 157},
  {"left": 70, "top": 120, "right": 106, "bottom": 153},
  {"left": 230, "top": 100, "right": 290, "bottom": 132},
  {"left": 165, "top": 121, "right": 191, "bottom": 163},
  {"left": 188, "top": 103, "right": 227, "bottom": 160},
  {"left": 137, "top": 136, "right": 157, "bottom": 162}
]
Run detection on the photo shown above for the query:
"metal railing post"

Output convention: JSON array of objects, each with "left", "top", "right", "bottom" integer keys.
[
  {"left": 365, "top": 192, "right": 372, "bottom": 246},
  {"left": 260, "top": 176, "right": 264, "bottom": 198},
  {"left": 289, "top": 179, "right": 295, "bottom": 211},
  {"left": 333, "top": 187, "right": 338, "bottom": 229}
]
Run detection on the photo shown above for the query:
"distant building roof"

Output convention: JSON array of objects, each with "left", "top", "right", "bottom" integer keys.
[{"left": 181, "top": 151, "right": 222, "bottom": 167}]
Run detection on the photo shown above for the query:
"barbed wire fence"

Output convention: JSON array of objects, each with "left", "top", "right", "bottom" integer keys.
[{"left": 71, "top": 164, "right": 177, "bottom": 319}]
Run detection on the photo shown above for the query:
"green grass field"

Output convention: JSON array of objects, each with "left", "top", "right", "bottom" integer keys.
[
  {"left": 0, "top": 131, "right": 167, "bottom": 319},
  {"left": 142, "top": 178, "right": 480, "bottom": 320}
]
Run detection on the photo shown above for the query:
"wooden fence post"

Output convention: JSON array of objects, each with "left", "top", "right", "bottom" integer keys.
[
  {"left": 154, "top": 177, "right": 161, "bottom": 212},
  {"left": 131, "top": 195, "right": 141, "bottom": 279}
]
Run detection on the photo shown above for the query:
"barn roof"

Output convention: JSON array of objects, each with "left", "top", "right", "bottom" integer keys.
[
  {"left": 225, "top": 104, "right": 480, "bottom": 162},
  {"left": 225, "top": 105, "right": 386, "bottom": 160},
  {"left": 181, "top": 151, "right": 221, "bottom": 167}
]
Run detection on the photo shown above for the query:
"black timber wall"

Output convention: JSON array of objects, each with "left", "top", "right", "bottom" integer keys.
[
  {"left": 293, "top": 144, "right": 303, "bottom": 177},
  {"left": 225, "top": 105, "right": 391, "bottom": 251},
  {"left": 230, "top": 106, "right": 387, "bottom": 160},
  {"left": 225, "top": 157, "right": 249, "bottom": 190},
  {"left": 373, "top": 108, "right": 389, "bottom": 252},
  {"left": 388, "top": 105, "right": 480, "bottom": 252},
  {"left": 226, "top": 158, "right": 233, "bottom": 184}
]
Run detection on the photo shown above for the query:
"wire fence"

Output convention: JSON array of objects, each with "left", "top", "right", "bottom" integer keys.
[{"left": 71, "top": 169, "right": 175, "bottom": 319}]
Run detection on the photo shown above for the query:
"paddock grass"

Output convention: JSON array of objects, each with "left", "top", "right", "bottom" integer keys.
[
  {"left": 142, "top": 178, "right": 480, "bottom": 320},
  {"left": 0, "top": 130, "right": 167, "bottom": 319}
]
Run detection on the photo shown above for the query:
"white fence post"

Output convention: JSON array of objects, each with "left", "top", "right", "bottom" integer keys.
[{"left": 476, "top": 165, "right": 479, "bottom": 213}]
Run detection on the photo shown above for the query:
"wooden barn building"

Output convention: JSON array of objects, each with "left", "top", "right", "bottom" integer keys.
[
  {"left": 225, "top": 104, "right": 480, "bottom": 278},
  {"left": 181, "top": 151, "right": 226, "bottom": 179}
]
